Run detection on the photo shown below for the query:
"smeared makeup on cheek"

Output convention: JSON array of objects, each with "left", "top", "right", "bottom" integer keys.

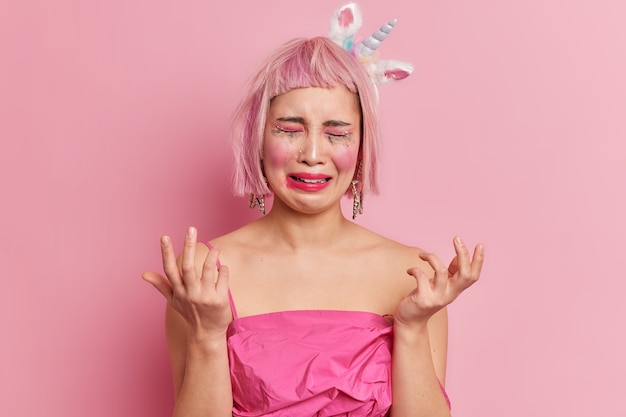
[
  {"left": 263, "top": 132, "right": 293, "bottom": 188},
  {"left": 332, "top": 142, "right": 360, "bottom": 171}
]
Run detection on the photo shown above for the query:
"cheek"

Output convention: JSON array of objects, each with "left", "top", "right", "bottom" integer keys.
[
  {"left": 263, "top": 139, "right": 292, "bottom": 169},
  {"left": 263, "top": 139, "right": 293, "bottom": 187},
  {"left": 333, "top": 147, "right": 359, "bottom": 172}
]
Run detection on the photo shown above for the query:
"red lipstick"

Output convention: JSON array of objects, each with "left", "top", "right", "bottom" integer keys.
[{"left": 286, "top": 172, "right": 332, "bottom": 191}]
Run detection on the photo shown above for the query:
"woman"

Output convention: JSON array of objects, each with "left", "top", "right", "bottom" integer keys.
[{"left": 142, "top": 18, "right": 484, "bottom": 417}]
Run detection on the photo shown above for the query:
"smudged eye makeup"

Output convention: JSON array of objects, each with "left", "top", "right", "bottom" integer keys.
[
  {"left": 273, "top": 124, "right": 304, "bottom": 137},
  {"left": 273, "top": 123, "right": 353, "bottom": 142}
]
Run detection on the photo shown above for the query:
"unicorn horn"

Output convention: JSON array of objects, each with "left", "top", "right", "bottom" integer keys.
[{"left": 358, "top": 18, "right": 397, "bottom": 58}]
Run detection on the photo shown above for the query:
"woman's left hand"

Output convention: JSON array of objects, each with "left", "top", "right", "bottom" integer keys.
[{"left": 394, "top": 237, "right": 485, "bottom": 328}]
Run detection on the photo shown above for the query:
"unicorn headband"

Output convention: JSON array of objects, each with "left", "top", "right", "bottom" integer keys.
[{"left": 328, "top": 3, "right": 414, "bottom": 86}]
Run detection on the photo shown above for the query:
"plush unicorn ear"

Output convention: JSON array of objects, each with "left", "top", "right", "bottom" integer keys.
[
  {"left": 371, "top": 60, "right": 414, "bottom": 84},
  {"left": 328, "top": 2, "right": 363, "bottom": 51}
]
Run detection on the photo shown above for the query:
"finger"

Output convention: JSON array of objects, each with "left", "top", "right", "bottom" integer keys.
[
  {"left": 180, "top": 227, "right": 198, "bottom": 285},
  {"left": 141, "top": 271, "right": 174, "bottom": 301},
  {"left": 453, "top": 236, "right": 472, "bottom": 278},
  {"left": 200, "top": 245, "right": 221, "bottom": 290},
  {"left": 407, "top": 266, "right": 432, "bottom": 291},
  {"left": 470, "top": 243, "right": 485, "bottom": 279},
  {"left": 418, "top": 252, "right": 449, "bottom": 288},
  {"left": 407, "top": 266, "right": 427, "bottom": 282},
  {"left": 448, "top": 256, "right": 459, "bottom": 276},
  {"left": 161, "top": 235, "right": 182, "bottom": 289},
  {"left": 408, "top": 267, "right": 435, "bottom": 300},
  {"left": 215, "top": 265, "right": 233, "bottom": 320},
  {"left": 215, "top": 265, "right": 230, "bottom": 298}
]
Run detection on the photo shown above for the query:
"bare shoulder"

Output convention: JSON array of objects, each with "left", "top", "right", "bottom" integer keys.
[
  {"left": 353, "top": 225, "right": 433, "bottom": 272},
  {"left": 202, "top": 222, "right": 259, "bottom": 264},
  {"left": 341, "top": 226, "right": 434, "bottom": 299}
]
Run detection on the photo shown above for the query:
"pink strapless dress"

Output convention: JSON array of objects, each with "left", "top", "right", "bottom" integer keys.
[{"left": 226, "top": 294, "right": 450, "bottom": 417}]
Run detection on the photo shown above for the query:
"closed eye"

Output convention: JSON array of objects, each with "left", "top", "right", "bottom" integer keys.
[
  {"left": 326, "top": 131, "right": 352, "bottom": 142},
  {"left": 274, "top": 124, "right": 303, "bottom": 137}
]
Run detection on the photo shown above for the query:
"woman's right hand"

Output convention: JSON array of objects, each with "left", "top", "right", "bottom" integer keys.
[{"left": 142, "top": 227, "right": 232, "bottom": 338}]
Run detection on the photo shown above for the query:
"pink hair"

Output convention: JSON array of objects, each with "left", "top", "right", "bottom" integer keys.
[{"left": 230, "top": 37, "right": 380, "bottom": 197}]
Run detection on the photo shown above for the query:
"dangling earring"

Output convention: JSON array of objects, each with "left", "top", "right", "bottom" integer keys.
[
  {"left": 351, "top": 181, "right": 363, "bottom": 219},
  {"left": 351, "top": 160, "right": 363, "bottom": 220},
  {"left": 249, "top": 193, "right": 265, "bottom": 215},
  {"left": 249, "top": 159, "right": 267, "bottom": 215}
]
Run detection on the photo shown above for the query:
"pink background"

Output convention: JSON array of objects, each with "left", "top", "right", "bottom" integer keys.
[{"left": 2, "top": 0, "right": 625, "bottom": 416}]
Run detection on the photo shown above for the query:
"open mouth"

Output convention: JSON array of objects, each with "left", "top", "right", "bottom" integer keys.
[{"left": 290, "top": 176, "right": 331, "bottom": 184}]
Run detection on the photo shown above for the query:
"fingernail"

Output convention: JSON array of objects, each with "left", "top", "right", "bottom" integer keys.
[
  {"left": 161, "top": 236, "right": 169, "bottom": 246},
  {"left": 455, "top": 236, "right": 464, "bottom": 246},
  {"left": 188, "top": 227, "right": 196, "bottom": 237}
]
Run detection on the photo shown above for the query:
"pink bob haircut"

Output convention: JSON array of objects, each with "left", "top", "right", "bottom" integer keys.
[{"left": 230, "top": 36, "right": 380, "bottom": 197}]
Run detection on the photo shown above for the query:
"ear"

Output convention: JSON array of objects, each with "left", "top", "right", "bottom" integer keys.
[
  {"left": 371, "top": 59, "right": 414, "bottom": 84},
  {"left": 328, "top": 3, "right": 363, "bottom": 50}
]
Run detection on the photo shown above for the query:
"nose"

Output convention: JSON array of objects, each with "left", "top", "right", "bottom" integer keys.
[{"left": 297, "top": 130, "right": 326, "bottom": 166}]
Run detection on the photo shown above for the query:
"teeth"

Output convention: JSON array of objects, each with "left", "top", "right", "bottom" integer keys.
[{"left": 293, "top": 176, "right": 328, "bottom": 184}]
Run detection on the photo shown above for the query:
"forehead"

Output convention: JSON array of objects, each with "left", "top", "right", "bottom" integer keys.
[{"left": 268, "top": 86, "right": 360, "bottom": 121}]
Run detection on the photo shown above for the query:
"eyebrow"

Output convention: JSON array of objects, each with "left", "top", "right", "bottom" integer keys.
[{"left": 275, "top": 117, "right": 351, "bottom": 127}]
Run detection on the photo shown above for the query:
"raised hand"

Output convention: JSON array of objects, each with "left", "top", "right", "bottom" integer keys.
[
  {"left": 395, "top": 237, "right": 484, "bottom": 328},
  {"left": 142, "top": 227, "right": 232, "bottom": 337}
]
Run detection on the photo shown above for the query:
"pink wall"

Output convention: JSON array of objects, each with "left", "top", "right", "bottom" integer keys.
[{"left": 2, "top": 0, "right": 625, "bottom": 415}]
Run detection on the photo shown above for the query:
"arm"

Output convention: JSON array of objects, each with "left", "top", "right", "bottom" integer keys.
[
  {"left": 166, "top": 305, "right": 232, "bottom": 416},
  {"left": 391, "top": 309, "right": 450, "bottom": 417},
  {"left": 390, "top": 237, "right": 484, "bottom": 417},
  {"left": 143, "top": 227, "right": 233, "bottom": 417}
]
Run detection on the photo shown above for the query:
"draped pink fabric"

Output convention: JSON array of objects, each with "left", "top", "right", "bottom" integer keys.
[{"left": 227, "top": 310, "right": 395, "bottom": 417}]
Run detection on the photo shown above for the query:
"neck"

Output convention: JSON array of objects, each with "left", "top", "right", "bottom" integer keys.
[{"left": 259, "top": 198, "right": 354, "bottom": 250}]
